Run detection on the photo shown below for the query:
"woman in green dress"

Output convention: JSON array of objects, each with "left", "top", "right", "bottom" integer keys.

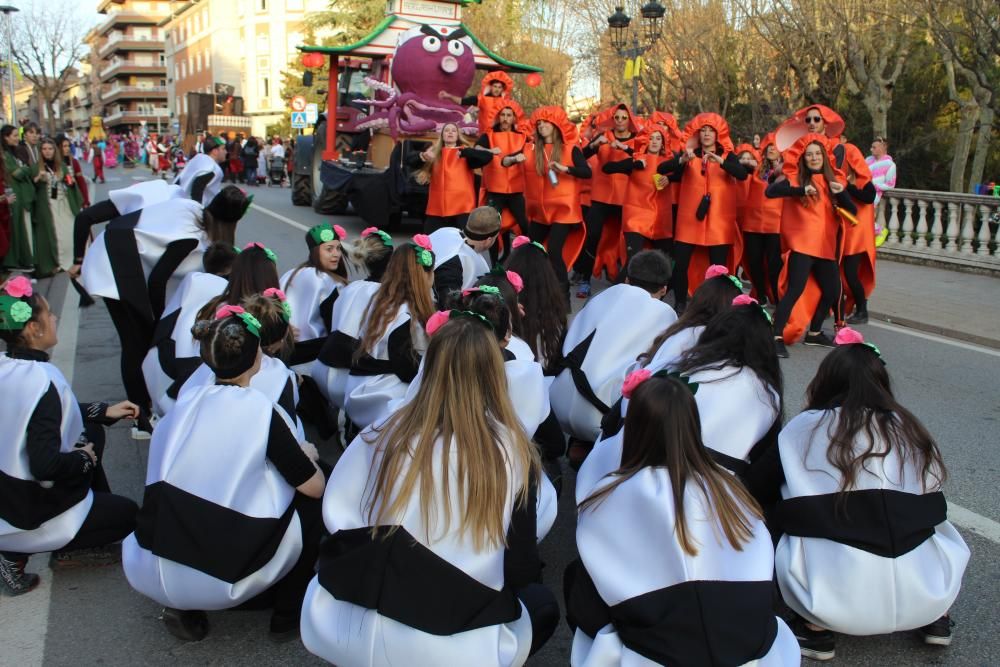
[
  {"left": 50, "top": 135, "right": 86, "bottom": 270},
  {"left": 1, "top": 124, "right": 34, "bottom": 272},
  {"left": 29, "top": 139, "right": 61, "bottom": 277}
]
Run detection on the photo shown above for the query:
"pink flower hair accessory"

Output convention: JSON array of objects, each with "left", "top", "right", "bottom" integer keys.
[
  {"left": 426, "top": 310, "right": 451, "bottom": 336},
  {"left": 243, "top": 242, "right": 263, "bottom": 251},
  {"left": 361, "top": 226, "right": 379, "bottom": 237},
  {"left": 621, "top": 369, "right": 652, "bottom": 399},
  {"left": 215, "top": 304, "right": 247, "bottom": 320},
  {"left": 512, "top": 235, "right": 531, "bottom": 249},
  {"left": 333, "top": 224, "right": 347, "bottom": 240},
  {"left": 506, "top": 270, "right": 524, "bottom": 293},
  {"left": 835, "top": 327, "right": 865, "bottom": 345},
  {"left": 411, "top": 234, "right": 433, "bottom": 251},
  {"left": 3, "top": 276, "right": 32, "bottom": 298},
  {"left": 262, "top": 288, "right": 286, "bottom": 301},
  {"left": 732, "top": 294, "right": 759, "bottom": 307},
  {"left": 705, "top": 264, "right": 729, "bottom": 279}
]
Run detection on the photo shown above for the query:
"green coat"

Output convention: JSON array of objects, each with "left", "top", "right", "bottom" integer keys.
[
  {"left": 29, "top": 161, "right": 59, "bottom": 277},
  {"left": 2, "top": 149, "right": 34, "bottom": 270}
]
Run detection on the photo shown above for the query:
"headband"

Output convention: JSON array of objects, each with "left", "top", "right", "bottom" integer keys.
[
  {"left": 243, "top": 242, "right": 277, "bottom": 263},
  {"left": 207, "top": 306, "right": 262, "bottom": 378},
  {"left": 732, "top": 294, "right": 773, "bottom": 324},
  {"left": 622, "top": 368, "right": 699, "bottom": 399},
  {"left": 461, "top": 284, "right": 502, "bottom": 298},
  {"left": 835, "top": 326, "right": 883, "bottom": 359},
  {"left": 0, "top": 277, "right": 34, "bottom": 331},
  {"left": 262, "top": 287, "right": 292, "bottom": 322},
  {"left": 307, "top": 223, "right": 347, "bottom": 249},
  {"left": 409, "top": 234, "right": 435, "bottom": 269},
  {"left": 425, "top": 309, "right": 494, "bottom": 336},
  {"left": 361, "top": 226, "right": 393, "bottom": 248},
  {"left": 511, "top": 235, "right": 546, "bottom": 254}
]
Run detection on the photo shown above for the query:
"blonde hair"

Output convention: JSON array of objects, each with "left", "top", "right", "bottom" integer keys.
[
  {"left": 415, "top": 123, "right": 473, "bottom": 185},
  {"left": 355, "top": 245, "right": 435, "bottom": 360},
  {"left": 534, "top": 123, "right": 564, "bottom": 176},
  {"left": 364, "top": 317, "right": 541, "bottom": 550}
]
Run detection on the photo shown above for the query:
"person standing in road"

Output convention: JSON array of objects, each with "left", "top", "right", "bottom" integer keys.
[
  {"left": 866, "top": 137, "right": 895, "bottom": 246},
  {"left": 240, "top": 137, "right": 260, "bottom": 186}
]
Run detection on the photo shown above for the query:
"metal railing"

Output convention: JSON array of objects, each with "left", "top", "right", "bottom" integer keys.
[
  {"left": 99, "top": 58, "right": 167, "bottom": 79},
  {"left": 101, "top": 85, "right": 168, "bottom": 100},
  {"left": 878, "top": 189, "right": 1000, "bottom": 268}
]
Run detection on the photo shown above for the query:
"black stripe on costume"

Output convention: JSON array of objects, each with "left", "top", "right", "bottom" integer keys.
[
  {"left": 288, "top": 337, "right": 324, "bottom": 366},
  {"left": 133, "top": 480, "right": 295, "bottom": 584},
  {"left": 105, "top": 211, "right": 152, "bottom": 325},
  {"left": 148, "top": 239, "right": 200, "bottom": 320},
  {"left": 317, "top": 526, "right": 523, "bottom": 635},
  {"left": 774, "top": 488, "right": 946, "bottom": 558},
  {"left": 558, "top": 330, "right": 611, "bottom": 414},
  {"left": 709, "top": 449, "right": 748, "bottom": 476},
  {"left": 565, "top": 558, "right": 778, "bottom": 666},
  {"left": 317, "top": 331, "right": 359, "bottom": 368},
  {"left": 318, "top": 289, "right": 339, "bottom": 333},
  {"left": 165, "top": 357, "right": 203, "bottom": 399},
  {"left": 0, "top": 467, "right": 91, "bottom": 531}
]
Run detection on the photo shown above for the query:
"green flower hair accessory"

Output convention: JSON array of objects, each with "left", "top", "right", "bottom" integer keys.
[
  {"left": 725, "top": 274, "right": 743, "bottom": 291},
  {"left": 361, "top": 227, "right": 393, "bottom": 248},
  {"left": 242, "top": 242, "right": 277, "bottom": 263},
  {"left": 478, "top": 285, "right": 501, "bottom": 296},
  {"left": 215, "top": 304, "right": 262, "bottom": 338},
  {"left": 452, "top": 309, "right": 492, "bottom": 328},
  {"left": 307, "top": 223, "right": 345, "bottom": 248},
  {"left": 320, "top": 228, "right": 335, "bottom": 242},
  {"left": 282, "top": 301, "right": 293, "bottom": 322},
  {"left": 263, "top": 288, "right": 292, "bottom": 323},
  {"left": 0, "top": 295, "right": 32, "bottom": 330},
  {"left": 233, "top": 245, "right": 242, "bottom": 254},
  {"left": 863, "top": 342, "right": 881, "bottom": 357}
]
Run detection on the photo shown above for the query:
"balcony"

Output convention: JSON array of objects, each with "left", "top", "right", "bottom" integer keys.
[
  {"left": 96, "top": 10, "right": 168, "bottom": 38},
  {"left": 99, "top": 35, "right": 165, "bottom": 58},
  {"left": 104, "top": 108, "right": 170, "bottom": 126},
  {"left": 99, "top": 58, "right": 167, "bottom": 82},
  {"left": 100, "top": 85, "right": 167, "bottom": 104}
]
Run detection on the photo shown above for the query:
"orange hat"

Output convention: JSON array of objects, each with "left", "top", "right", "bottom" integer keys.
[
  {"left": 646, "top": 110, "right": 683, "bottom": 151},
  {"left": 529, "top": 106, "right": 578, "bottom": 144},
  {"left": 682, "top": 112, "right": 734, "bottom": 154},
  {"left": 481, "top": 70, "right": 514, "bottom": 94},
  {"left": 734, "top": 142, "right": 761, "bottom": 164},
  {"left": 483, "top": 98, "right": 525, "bottom": 131},
  {"left": 760, "top": 132, "right": 776, "bottom": 154},
  {"left": 594, "top": 103, "right": 642, "bottom": 135},
  {"left": 782, "top": 133, "right": 841, "bottom": 186},
  {"left": 793, "top": 104, "right": 845, "bottom": 139}
]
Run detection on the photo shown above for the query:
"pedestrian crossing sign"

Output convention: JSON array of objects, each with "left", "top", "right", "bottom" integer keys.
[{"left": 291, "top": 111, "right": 308, "bottom": 129}]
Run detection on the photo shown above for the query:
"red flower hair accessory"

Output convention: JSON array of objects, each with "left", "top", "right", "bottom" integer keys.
[
  {"left": 621, "top": 369, "right": 652, "bottom": 399},
  {"left": 3, "top": 276, "right": 32, "bottom": 298},
  {"left": 411, "top": 234, "right": 432, "bottom": 251},
  {"left": 426, "top": 310, "right": 451, "bottom": 336},
  {"left": 705, "top": 265, "right": 729, "bottom": 280},
  {"left": 732, "top": 294, "right": 759, "bottom": 307},
  {"left": 506, "top": 270, "right": 524, "bottom": 293}
]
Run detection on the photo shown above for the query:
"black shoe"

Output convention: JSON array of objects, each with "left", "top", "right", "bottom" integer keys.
[
  {"left": 162, "top": 608, "right": 209, "bottom": 641},
  {"left": 50, "top": 544, "right": 122, "bottom": 569},
  {"left": 791, "top": 617, "right": 836, "bottom": 661},
  {"left": 804, "top": 331, "right": 836, "bottom": 348},
  {"left": 269, "top": 612, "right": 300, "bottom": 643},
  {"left": 0, "top": 555, "right": 40, "bottom": 596},
  {"left": 846, "top": 306, "right": 869, "bottom": 325},
  {"left": 774, "top": 338, "right": 789, "bottom": 358},
  {"left": 920, "top": 615, "right": 954, "bottom": 646}
]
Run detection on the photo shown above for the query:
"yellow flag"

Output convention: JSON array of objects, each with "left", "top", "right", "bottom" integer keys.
[
  {"left": 634, "top": 55, "right": 644, "bottom": 78},
  {"left": 624, "top": 58, "right": 634, "bottom": 80}
]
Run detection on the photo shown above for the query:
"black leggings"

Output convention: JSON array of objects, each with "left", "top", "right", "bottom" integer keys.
[
  {"left": 104, "top": 298, "right": 154, "bottom": 413},
  {"left": 623, "top": 233, "right": 672, "bottom": 281},
  {"left": 529, "top": 221, "right": 572, "bottom": 297},
  {"left": 517, "top": 582, "right": 559, "bottom": 656},
  {"left": 423, "top": 214, "right": 469, "bottom": 234},
  {"left": 742, "top": 232, "right": 783, "bottom": 304},
  {"left": 73, "top": 200, "right": 121, "bottom": 262},
  {"left": 575, "top": 201, "right": 622, "bottom": 278},
  {"left": 772, "top": 252, "right": 842, "bottom": 334},
  {"left": 60, "top": 492, "right": 139, "bottom": 552},
  {"left": 487, "top": 192, "right": 529, "bottom": 263},
  {"left": 842, "top": 252, "right": 867, "bottom": 307},
  {"left": 671, "top": 242, "right": 730, "bottom": 306}
]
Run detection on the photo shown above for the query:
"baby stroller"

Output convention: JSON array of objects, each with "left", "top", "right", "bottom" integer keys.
[{"left": 267, "top": 155, "right": 286, "bottom": 187}]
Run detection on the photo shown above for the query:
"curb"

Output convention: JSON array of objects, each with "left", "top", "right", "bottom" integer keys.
[{"left": 868, "top": 310, "right": 1000, "bottom": 351}]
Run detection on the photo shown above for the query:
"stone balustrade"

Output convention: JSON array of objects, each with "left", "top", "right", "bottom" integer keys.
[{"left": 877, "top": 189, "right": 1000, "bottom": 272}]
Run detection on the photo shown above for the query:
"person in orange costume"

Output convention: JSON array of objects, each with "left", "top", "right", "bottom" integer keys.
[
  {"left": 574, "top": 104, "right": 643, "bottom": 296},
  {"left": 765, "top": 134, "right": 856, "bottom": 358},
  {"left": 476, "top": 100, "right": 529, "bottom": 258},
  {"left": 602, "top": 127, "right": 674, "bottom": 277},
  {"left": 657, "top": 112, "right": 749, "bottom": 312},
  {"left": 738, "top": 134, "right": 784, "bottom": 304},
  {"left": 839, "top": 142, "right": 877, "bottom": 324},
  {"left": 517, "top": 106, "right": 592, "bottom": 300},
  {"left": 411, "top": 122, "right": 493, "bottom": 234},
  {"left": 648, "top": 111, "right": 684, "bottom": 230},
  {"left": 440, "top": 70, "right": 515, "bottom": 135}
]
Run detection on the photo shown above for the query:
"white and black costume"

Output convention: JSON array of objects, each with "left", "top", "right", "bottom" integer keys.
[
  {"left": 142, "top": 271, "right": 227, "bottom": 416},
  {"left": 172, "top": 153, "right": 224, "bottom": 207},
  {"left": 550, "top": 284, "right": 677, "bottom": 442},
  {"left": 0, "top": 349, "right": 136, "bottom": 556},
  {"left": 281, "top": 267, "right": 343, "bottom": 366},
  {"left": 122, "top": 383, "right": 319, "bottom": 612},
  {"left": 428, "top": 227, "right": 491, "bottom": 304},
  {"left": 343, "top": 304, "right": 427, "bottom": 429},
  {"left": 300, "top": 425, "right": 558, "bottom": 666},
  {"left": 773, "top": 409, "right": 970, "bottom": 635},
  {"left": 567, "top": 467, "right": 800, "bottom": 666}
]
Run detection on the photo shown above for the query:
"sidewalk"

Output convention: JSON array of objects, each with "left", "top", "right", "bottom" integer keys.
[{"left": 868, "top": 258, "right": 1000, "bottom": 349}]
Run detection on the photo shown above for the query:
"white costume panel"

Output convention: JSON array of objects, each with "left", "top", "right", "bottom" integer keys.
[
  {"left": 301, "top": 426, "right": 548, "bottom": 667},
  {"left": 310, "top": 280, "right": 380, "bottom": 408},
  {"left": 0, "top": 356, "right": 93, "bottom": 553},
  {"left": 142, "top": 271, "right": 226, "bottom": 417},
  {"left": 549, "top": 284, "right": 677, "bottom": 441},
  {"left": 775, "top": 408, "right": 969, "bottom": 635},
  {"left": 429, "top": 227, "right": 491, "bottom": 291},
  {"left": 507, "top": 335, "right": 534, "bottom": 362},
  {"left": 108, "top": 179, "right": 185, "bottom": 215},
  {"left": 172, "top": 153, "right": 223, "bottom": 206},
  {"left": 80, "top": 198, "right": 207, "bottom": 305},
  {"left": 280, "top": 267, "right": 342, "bottom": 344},
  {"left": 647, "top": 324, "right": 704, "bottom": 371},
  {"left": 571, "top": 468, "right": 799, "bottom": 667},
  {"left": 122, "top": 385, "right": 302, "bottom": 610}
]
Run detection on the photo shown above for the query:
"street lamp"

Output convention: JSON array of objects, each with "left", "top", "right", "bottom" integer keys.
[
  {"left": 607, "top": 1, "right": 665, "bottom": 114},
  {"left": 0, "top": 5, "right": 18, "bottom": 125}
]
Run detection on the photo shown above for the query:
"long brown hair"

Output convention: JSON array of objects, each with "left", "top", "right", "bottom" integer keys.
[
  {"left": 286, "top": 241, "right": 348, "bottom": 289},
  {"left": 364, "top": 317, "right": 541, "bottom": 550},
  {"left": 797, "top": 140, "right": 837, "bottom": 207},
  {"left": 40, "top": 138, "right": 65, "bottom": 179},
  {"left": 805, "top": 345, "right": 946, "bottom": 493},
  {"left": 579, "top": 376, "right": 761, "bottom": 555},
  {"left": 533, "top": 122, "right": 564, "bottom": 176},
  {"left": 197, "top": 246, "right": 280, "bottom": 321},
  {"left": 356, "top": 244, "right": 435, "bottom": 360},
  {"left": 504, "top": 243, "right": 566, "bottom": 370},
  {"left": 415, "top": 122, "right": 473, "bottom": 185}
]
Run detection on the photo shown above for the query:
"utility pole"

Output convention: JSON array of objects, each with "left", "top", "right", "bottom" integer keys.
[{"left": 0, "top": 5, "right": 19, "bottom": 125}]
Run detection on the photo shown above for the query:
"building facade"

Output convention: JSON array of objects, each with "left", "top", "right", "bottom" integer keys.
[{"left": 91, "top": 0, "right": 171, "bottom": 132}]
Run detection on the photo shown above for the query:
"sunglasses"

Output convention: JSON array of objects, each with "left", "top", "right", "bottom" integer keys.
[
  {"left": 614, "top": 115, "right": 629, "bottom": 121},
  {"left": 805, "top": 116, "right": 823, "bottom": 123}
]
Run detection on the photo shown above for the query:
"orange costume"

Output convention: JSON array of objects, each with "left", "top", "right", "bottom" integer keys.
[
  {"left": 478, "top": 98, "right": 529, "bottom": 242},
  {"left": 475, "top": 71, "right": 516, "bottom": 135},
  {"left": 737, "top": 135, "right": 784, "bottom": 302},
  {"left": 620, "top": 145, "right": 673, "bottom": 240},
  {"left": 838, "top": 142, "right": 877, "bottom": 315},
  {"left": 425, "top": 146, "right": 478, "bottom": 217}
]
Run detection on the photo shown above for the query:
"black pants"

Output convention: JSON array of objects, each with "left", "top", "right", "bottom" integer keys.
[
  {"left": 772, "top": 251, "right": 842, "bottom": 334},
  {"left": 842, "top": 252, "right": 867, "bottom": 308},
  {"left": 73, "top": 200, "right": 121, "bottom": 262},
  {"left": 529, "top": 222, "right": 572, "bottom": 299},
  {"left": 575, "top": 201, "right": 622, "bottom": 279},
  {"left": 517, "top": 582, "right": 559, "bottom": 656},
  {"left": 671, "top": 242, "right": 730, "bottom": 307},
  {"left": 244, "top": 166, "right": 258, "bottom": 185},
  {"left": 60, "top": 493, "right": 139, "bottom": 552},
  {"left": 742, "top": 232, "right": 783, "bottom": 304},
  {"left": 487, "top": 192, "right": 529, "bottom": 263},
  {"left": 104, "top": 298, "right": 154, "bottom": 413},
  {"left": 623, "top": 233, "right": 672, "bottom": 281},
  {"left": 423, "top": 214, "right": 469, "bottom": 234}
]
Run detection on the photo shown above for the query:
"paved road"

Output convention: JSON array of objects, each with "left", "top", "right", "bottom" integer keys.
[{"left": 1, "top": 171, "right": 998, "bottom": 666}]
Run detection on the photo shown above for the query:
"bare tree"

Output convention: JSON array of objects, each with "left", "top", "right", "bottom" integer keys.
[{"left": 6, "top": 0, "right": 89, "bottom": 134}]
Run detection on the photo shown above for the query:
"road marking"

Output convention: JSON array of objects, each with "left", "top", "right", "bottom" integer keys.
[
  {"left": 250, "top": 203, "right": 311, "bottom": 232},
  {"left": 949, "top": 503, "right": 1000, "bottom": 544},
  {"left": 868, "top": 320, "right": 1000, "bottom": 358},
  {"left": 0, "top": 277, "right": 78, "bottom": 664}
]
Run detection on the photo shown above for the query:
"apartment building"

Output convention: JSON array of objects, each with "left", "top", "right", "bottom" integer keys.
[
  {"left": 59, "top": 68, "right": 95, "bottom": 136},
  {"left": 91, "top": 0, "right": 171, "bottom": 132}
]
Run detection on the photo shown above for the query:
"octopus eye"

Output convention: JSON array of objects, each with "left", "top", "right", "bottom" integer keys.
[
  {"left": 422, "top": 36, "right": 441, "bottom": 53},
  {"left": 447, "top": 40, "right": 465, "bottom": 57}
]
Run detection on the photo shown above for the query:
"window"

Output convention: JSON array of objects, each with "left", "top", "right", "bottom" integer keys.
[
  {"left": 204, "top": 51, "right": 210, "bottom": 68},
  {"left": 257, "top": 56, "right": 269, "bottom": 74},
  {"left": 159, "top": 53, "right": 165, "bottom": 65},
  {"left": 256, "top": 33, "right": 269, "bottom": 52},
  {"left": 195, "top": 53, "right": 202, "bottom": 72},
  {"left": 194, "top": 12, "right": 200, "bottom": 33},
  {"left": 175, "top": 65, "right": 180, "bottom": 80},
  {"left": 260, "top": 76, "right": 269, "bottom": 101},
  {"left": 180, "top": 62, "right": 186, "bottom": 79}
]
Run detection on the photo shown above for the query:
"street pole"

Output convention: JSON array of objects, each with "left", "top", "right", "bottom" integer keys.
[
  {"left": 631, "top": 35, "right": 640, "bottom": 115},
  {"left": 0, "top": 5, "right": 19, "bottom": 125}
]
